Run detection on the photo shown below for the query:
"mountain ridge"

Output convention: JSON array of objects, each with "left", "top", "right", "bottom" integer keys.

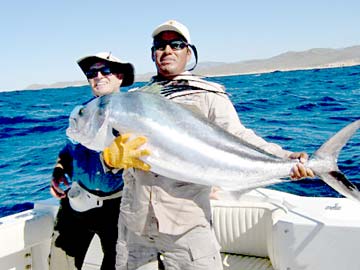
[{"left": 26, "top": 45, "right": 360, "bottom": 90}]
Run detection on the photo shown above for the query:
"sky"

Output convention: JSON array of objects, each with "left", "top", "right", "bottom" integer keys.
[{"left": 1, "top": 0, "right": 360, "bottom": 91}]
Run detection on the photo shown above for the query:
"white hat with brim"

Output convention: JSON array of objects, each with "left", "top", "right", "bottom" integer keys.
[
  {"left": 152, "top": 20, "right": 191, "bottom": 44},
  {"left": 77, "top": 52, "right": 135, "bottom": 86}
]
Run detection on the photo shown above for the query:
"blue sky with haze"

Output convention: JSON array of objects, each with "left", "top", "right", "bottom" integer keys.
[{"left": 1, "top": 0, "right": 359, "bottom": 91}]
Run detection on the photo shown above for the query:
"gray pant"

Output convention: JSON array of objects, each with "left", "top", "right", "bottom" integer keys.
[
  {"left": 49, "top": 231, "right": 77, "bottom": 270},
  {"left": 115, "top": 219, "right": 223, "bottom": 270}
]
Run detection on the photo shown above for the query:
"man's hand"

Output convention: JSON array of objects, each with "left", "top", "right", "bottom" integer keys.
[
  {"left": 50, "top": 166, "right": 70, "bottom": 199},
  {"left": 103, "top": 133, "right": 151, "bottom": 171},
  {"left": 209, "top": 186, "right": 222, "bottom": 200},
  {"left": 288, "top": 152, "right": 315, "bottom": 179}
]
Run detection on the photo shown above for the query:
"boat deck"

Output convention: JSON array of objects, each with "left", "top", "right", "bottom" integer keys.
[{"left": 2, "top": 188, "right": 360, "bottom": 270}]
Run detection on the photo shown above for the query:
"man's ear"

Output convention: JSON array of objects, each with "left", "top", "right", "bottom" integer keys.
[
  {"left": 186, "top": 48, "right": 192, "bottom": 63},
  {"left": 151, "top": 47, "right": 155, "bottom": 62},
  {"left": 115, "top": 73, "right": 124, "bottom": 81}
]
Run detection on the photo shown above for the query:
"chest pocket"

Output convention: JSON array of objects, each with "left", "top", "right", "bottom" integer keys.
[{"left": 172, "top": 95, "right": 209, "bottom": 119}]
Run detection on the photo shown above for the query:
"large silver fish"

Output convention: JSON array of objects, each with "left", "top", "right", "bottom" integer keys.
[{"left": 66, "top": 87, "right": 360, "bottom": 202}]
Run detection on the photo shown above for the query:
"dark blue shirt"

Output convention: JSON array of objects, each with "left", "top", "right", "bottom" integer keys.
[{"left": 59, "top": 140, "right": 123, "bottom": 195}]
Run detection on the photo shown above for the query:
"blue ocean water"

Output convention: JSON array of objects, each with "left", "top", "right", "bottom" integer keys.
[{"left": 0, "top": 66, "right": 359, "bottom": 218}]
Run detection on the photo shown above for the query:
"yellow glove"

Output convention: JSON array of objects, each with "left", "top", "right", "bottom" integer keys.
[{"left": 103, "top": 133, "right": 151, "bottom": 171}]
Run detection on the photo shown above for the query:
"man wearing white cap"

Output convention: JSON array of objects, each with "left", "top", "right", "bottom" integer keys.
[
  {"left": 105, "top": 20, "right": 313, "bottom": 270},
  {"left": 49, "top": 52, "right": 149, "bottom": 270}
]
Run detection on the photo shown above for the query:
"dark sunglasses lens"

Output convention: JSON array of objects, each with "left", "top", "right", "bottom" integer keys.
[
  {"left": 170, "top": 41, "right": 187, "bottom": 50},
  {"left": 85, "top": 70, "right": 96, "bottom": 79},
  {"left": 153, "top": 41, "right": 166, "bottom": 51},
  {"left": 85, "top": 67, "right": 112, "bottom": 79},
  {"left": 154, "top": 40, "right": 187, "bottom": 51},
  {"left": 100, "top": 67, "right": 112, "bottom": 76}
]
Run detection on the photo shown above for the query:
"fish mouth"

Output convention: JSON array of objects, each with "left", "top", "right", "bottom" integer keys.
[
  {"left": 66, "top": 122, "right": 99, "bottom": 148},
  {"left": 66, "top": 105, "right": 93, "bottom": 144},
  {"left": 65, "top": 121, "right": 82, "bottom": 143}
]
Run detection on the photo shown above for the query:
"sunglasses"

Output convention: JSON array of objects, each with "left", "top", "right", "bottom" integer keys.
[
  {"left": 153, "top": 40, "right": 188, "bottom": 51},
  {"left": 85, "top": 66, "right": 112, "bottom": 79}
]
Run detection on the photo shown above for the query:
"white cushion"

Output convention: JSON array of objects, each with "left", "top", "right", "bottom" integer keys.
[{"left": 211, "top": 199, "right": 286, "bottom": 258}]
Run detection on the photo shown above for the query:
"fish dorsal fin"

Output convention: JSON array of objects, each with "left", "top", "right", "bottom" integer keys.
[
  {"left": 132, "top": 82, "right": 206, "bottom": 117},
  {"left": 133, "top": 75, "right": 226, "bottom": 97},
  {"left": 130, "top": 82, "right": 165, "bottom": 94}
]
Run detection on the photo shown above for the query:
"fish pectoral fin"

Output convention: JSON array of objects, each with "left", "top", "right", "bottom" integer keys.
[{"left": 135, "top": 82, "right": 165, "bottom": 94}]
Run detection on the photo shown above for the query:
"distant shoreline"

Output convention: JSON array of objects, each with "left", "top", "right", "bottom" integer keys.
[
  {"left": 4, "top": 45, "right": 360, "bottom": 92},
  {"left": 201, "top": 62, "right": 360, "bottom": 79},
  {"left": 1, "top": 62, "right": 359, "bottom": 93}
]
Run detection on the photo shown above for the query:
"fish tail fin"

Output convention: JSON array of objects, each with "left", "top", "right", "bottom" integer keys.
[{"left": 311, "top": 119, "right": 360, "bottom": 202}]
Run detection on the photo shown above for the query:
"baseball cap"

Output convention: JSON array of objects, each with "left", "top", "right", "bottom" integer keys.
[{"left": 152, "top": 20, "right": 191, "bottom": 44}]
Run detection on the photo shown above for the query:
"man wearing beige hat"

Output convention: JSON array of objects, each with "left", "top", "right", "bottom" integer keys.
[
  {"left": 104, "top": 20, "right": 313, "bottom": 270},
  {"left": 49, "top": 52, "right": 149, "bottom": 270}
]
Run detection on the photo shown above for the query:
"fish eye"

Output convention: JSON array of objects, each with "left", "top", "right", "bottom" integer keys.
[{"left": 79, "top": 108, "right": 84, "bottom": 116}]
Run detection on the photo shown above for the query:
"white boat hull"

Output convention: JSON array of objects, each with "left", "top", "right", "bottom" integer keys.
[{"left": 1, "top": 188, "right": 360, "bottom": 270}]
